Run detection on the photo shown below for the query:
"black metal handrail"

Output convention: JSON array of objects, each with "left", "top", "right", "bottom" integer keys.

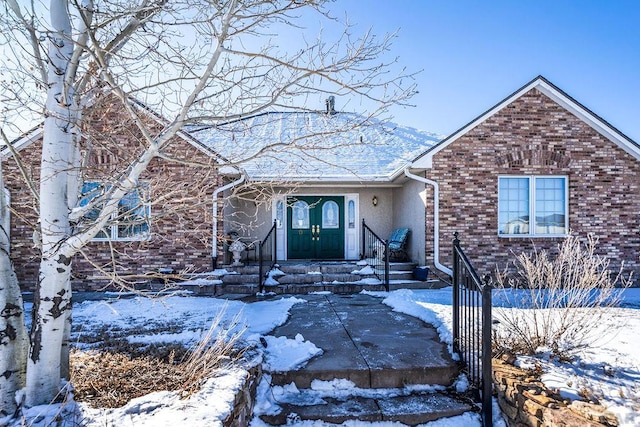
[
  {"left": 258, "top": 219, "right": 278, "bottom": 293},
  {"left": 361, "top": 219, "right": 390, "bottom": 291},
  {"left": 452, "top": 232, "right": 492, "bottom": 427}
]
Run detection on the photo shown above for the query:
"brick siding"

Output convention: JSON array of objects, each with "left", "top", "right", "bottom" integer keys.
[
  {"left": 5, "top": 96, "right": 223, "bottom": 291},
  {"left": 424, "top": 88, "right": 640, "bottom": 282}
]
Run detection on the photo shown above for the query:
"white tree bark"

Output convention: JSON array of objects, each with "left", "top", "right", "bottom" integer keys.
[
  {"left": 24, "top": 0, "right": 75, "bottom": 407},
  {"left": 0, "top": 160, "right": 27, "bottom": 417}
]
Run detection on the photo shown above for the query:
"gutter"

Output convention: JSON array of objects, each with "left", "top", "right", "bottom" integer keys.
[
  {"left": 211, "top": 174, "right": 245, "bottom": 269},
  {"left": 403, "top": 168, "right": 453, "bottom": 277}
]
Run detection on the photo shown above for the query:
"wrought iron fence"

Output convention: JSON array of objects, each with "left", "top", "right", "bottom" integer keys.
[
  {"left": 452, "top": 232, "right": 493, "bottom": 427},
  {"left": 361, "top": 219, "right": 389, "bottom": 291},
  {"left": 258, "top": 219, "right": 278, "bottom": 293}
]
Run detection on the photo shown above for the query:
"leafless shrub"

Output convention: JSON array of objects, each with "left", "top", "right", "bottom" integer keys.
[
  {"left": 179, "top": 305, "right": 246, "bottom": 397},
  {"left": 493, "top": 233, "right": 631, "bottom": 358}
]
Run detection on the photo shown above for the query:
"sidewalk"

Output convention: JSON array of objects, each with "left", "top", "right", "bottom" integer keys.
[{"left": 267, "top": 292, "right": 459, "bottom": 388}]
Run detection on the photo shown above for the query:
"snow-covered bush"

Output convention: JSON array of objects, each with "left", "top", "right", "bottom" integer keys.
[{"left": 493, "top": 233, "right": 631, "bottom": 358}]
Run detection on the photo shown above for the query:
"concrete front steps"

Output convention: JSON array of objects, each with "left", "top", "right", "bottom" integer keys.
[
  {"left": 190, "top": 261, "right": 445, "bottom": 296},
  {"left": 257, "top": 293, "right": 475, "bottom": 425},
  {"left": 260, "top": 393, "right": 474, "bottom": 425}
]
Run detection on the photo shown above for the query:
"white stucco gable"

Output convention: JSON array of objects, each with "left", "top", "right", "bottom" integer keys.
[{"left": 412, "top": 75, "right": 640, "bottom": 169}]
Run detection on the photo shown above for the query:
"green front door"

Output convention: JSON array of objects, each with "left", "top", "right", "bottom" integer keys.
[{"left": 287, "top": 196, "right": 345, "bottom": 259}]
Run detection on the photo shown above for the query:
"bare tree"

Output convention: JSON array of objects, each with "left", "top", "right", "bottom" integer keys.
[
  {"left": 0, "top": 0, "right": 416, "bottom": 410},
  {"left": 0, "top": 130, "right": 28, "bottom": 418}
]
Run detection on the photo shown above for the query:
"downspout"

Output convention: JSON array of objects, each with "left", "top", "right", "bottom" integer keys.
[
  {"left": 211, "top": 174, "right": 245, "bottom": 270},
  {"left": 404, "top": 168, "right": 453, "bottom": 277}
]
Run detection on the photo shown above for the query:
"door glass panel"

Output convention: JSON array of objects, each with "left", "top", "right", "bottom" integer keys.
[
  {"left": 291, "top": 200, "right": 309, "bottom": 229},
  {"left": 322, "top": 201, "right": 339, "bottom": 229},
  {"left": 348, "top": 200, "right": 355, "bottom": 228},
  {"left": 276, "top": 200, "right": 284, "bottom": 228}
]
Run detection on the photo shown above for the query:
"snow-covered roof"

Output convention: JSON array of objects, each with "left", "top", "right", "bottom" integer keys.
[{"left": 188, "top": 112, "right": 441, "bottom": 183}]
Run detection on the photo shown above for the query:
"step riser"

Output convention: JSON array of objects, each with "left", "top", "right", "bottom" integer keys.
[
  {"left": 220, "top": 273, "right": 417, "bottom": 285},
  {"left": 260, "top": 394, "right": 472, "bottom": 426},
  {"left": 222, "top": 262, "right": 419, "bottom": 275},
  {"left": 270, "top": 365, "right": 458, "bottom": 389},
  {"left": 176, "top": 279, "right": 446, "bottom": 296}
]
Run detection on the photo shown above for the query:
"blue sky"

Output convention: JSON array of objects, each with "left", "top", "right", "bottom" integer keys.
[
  {"left": 3, "top": 1, "right": 638, "bottom": 142},
  {"left": 326, "top": 0, "right": 640, "bottom": 141}
]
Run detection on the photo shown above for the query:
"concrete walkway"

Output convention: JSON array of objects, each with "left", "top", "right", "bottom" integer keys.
[
  {"left": 267, "top": 293, "right": 459, "bottom": 389},
  {"left": 260, "top": 293, "right": 472, "bottom": 425}
]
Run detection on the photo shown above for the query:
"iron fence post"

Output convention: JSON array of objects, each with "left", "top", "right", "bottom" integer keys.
[
  {"left": 272, "top": 219, "right": 278, "bottom": 267},
  {"left": 258, "top": 242, "right": 264, "bottom": 293},
  {"left": 482, "top": 276, "right": 493, "bottom": 427},
  {"left": 452, "top": 232, "right": 460, "bottom": 353},
  {"left": 361, "top": 218, "right": 366, "bottom": 260},
  {"left": 384, "top": 240, "right": 390, "bottom": 292}
]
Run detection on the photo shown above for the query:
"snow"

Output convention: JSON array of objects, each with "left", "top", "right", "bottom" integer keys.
[
  {"left": 352, "top": 265, "right": 375, "bottom": 275},
  {"left": 262, "top": 334, "right": 323, "bottom": 372},
  {"left": 187, "top": 113, "right": 442, "bottom": 181},
  {"left": 178, "top": 277, "right": 223, "bottom": 286},
  {"left": 7, "top": 287, "right": 640, "bottom": 427},
  {"left": 80, "top": 370, "right": 248, "bottom": 427}
]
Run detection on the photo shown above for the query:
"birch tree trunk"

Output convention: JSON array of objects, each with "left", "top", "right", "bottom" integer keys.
[
  {"left": 0, "top": 162, "right": 27, "bottom": 417},
  {"left": 24, "top": 0, "right": 74, "bottom": 407}
]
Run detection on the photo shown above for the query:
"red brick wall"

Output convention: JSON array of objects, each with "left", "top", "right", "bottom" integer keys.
[
  {"left": 5, "top": 97, "right": 223, "bottom": 291},
  {"left": 424, "top": 88, "right": 640, "bottom": 282},
  {"left": 4, "top": 139, "right": 41, "bottom": 288}
]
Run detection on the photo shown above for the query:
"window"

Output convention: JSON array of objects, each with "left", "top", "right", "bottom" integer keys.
[
  {"left": 291, "top": 200, "right": 309, "bottom": 229},
  {"left": 348, "top": 200, "right": 355, "bottom": 228},
  {"left": 322, "top": 201, "right": 339, "bottom": 229},
  {"left": 498, "top": 176, "right": 567, "bottom": 237},
  {"left": 80, "top": 182, "right": 150, "bottom": 241},
  {"left": 276, "top": 200, "right": 284, "bottom": 228}
]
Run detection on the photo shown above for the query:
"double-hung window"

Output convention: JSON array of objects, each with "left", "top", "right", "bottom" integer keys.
[
  {"left": 498, "top": 176, "right": 567, "bottom": 237},
  {"left": 80, "top": 182, "right": 150, "bottom": 241}
]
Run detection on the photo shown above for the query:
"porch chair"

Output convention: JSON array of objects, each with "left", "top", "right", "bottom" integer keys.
[{"left": 387, "top": 228, "right": 410, "bottom": 262}]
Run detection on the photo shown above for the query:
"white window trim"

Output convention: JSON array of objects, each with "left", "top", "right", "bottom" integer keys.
[
  {"left": 498, "top": 175, "right": 569, "bottom": 238},
  {"left": 83, "top": 182, "right": 151, "bottom": 242}
]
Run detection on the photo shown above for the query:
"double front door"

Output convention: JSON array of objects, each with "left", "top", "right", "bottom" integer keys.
[{"left": 287, "top": 196, "right": 345, "bottom": 259}]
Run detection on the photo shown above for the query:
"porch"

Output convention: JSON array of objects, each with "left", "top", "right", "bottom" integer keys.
[{"left": 220, "top": 180, "right": 430, "bottom": 269}]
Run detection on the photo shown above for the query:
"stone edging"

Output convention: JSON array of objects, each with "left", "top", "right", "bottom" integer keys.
[
  {"left": 492, "top": 357, "right": 618, "bottom": 427},
  {"left": 222, "top": 363, "right": 263, "bottom": 426}
]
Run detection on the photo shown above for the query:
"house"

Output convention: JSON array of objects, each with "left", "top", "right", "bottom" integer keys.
[
  {"left": 207, "top": 76, "right": 640, "bottom": 283},
  {"left": 410, "top": 75, "right": 640, "bottom": 280},
  {"left": 6, "top": 76, "right": 640, "bottom": 289}
]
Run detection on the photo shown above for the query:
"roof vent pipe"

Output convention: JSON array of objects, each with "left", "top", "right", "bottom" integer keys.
[{"left": 325, "top": 96, "right": 336, "bottom": 114}]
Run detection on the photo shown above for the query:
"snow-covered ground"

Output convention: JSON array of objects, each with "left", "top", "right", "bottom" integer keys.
[{"left": 7, "top": 286, "right": 640, "bottom": 427}]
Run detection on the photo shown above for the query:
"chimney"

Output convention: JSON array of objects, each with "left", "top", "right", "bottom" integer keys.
[{"left": 325, "top": 96, "right": 336, "bottom": 115}]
